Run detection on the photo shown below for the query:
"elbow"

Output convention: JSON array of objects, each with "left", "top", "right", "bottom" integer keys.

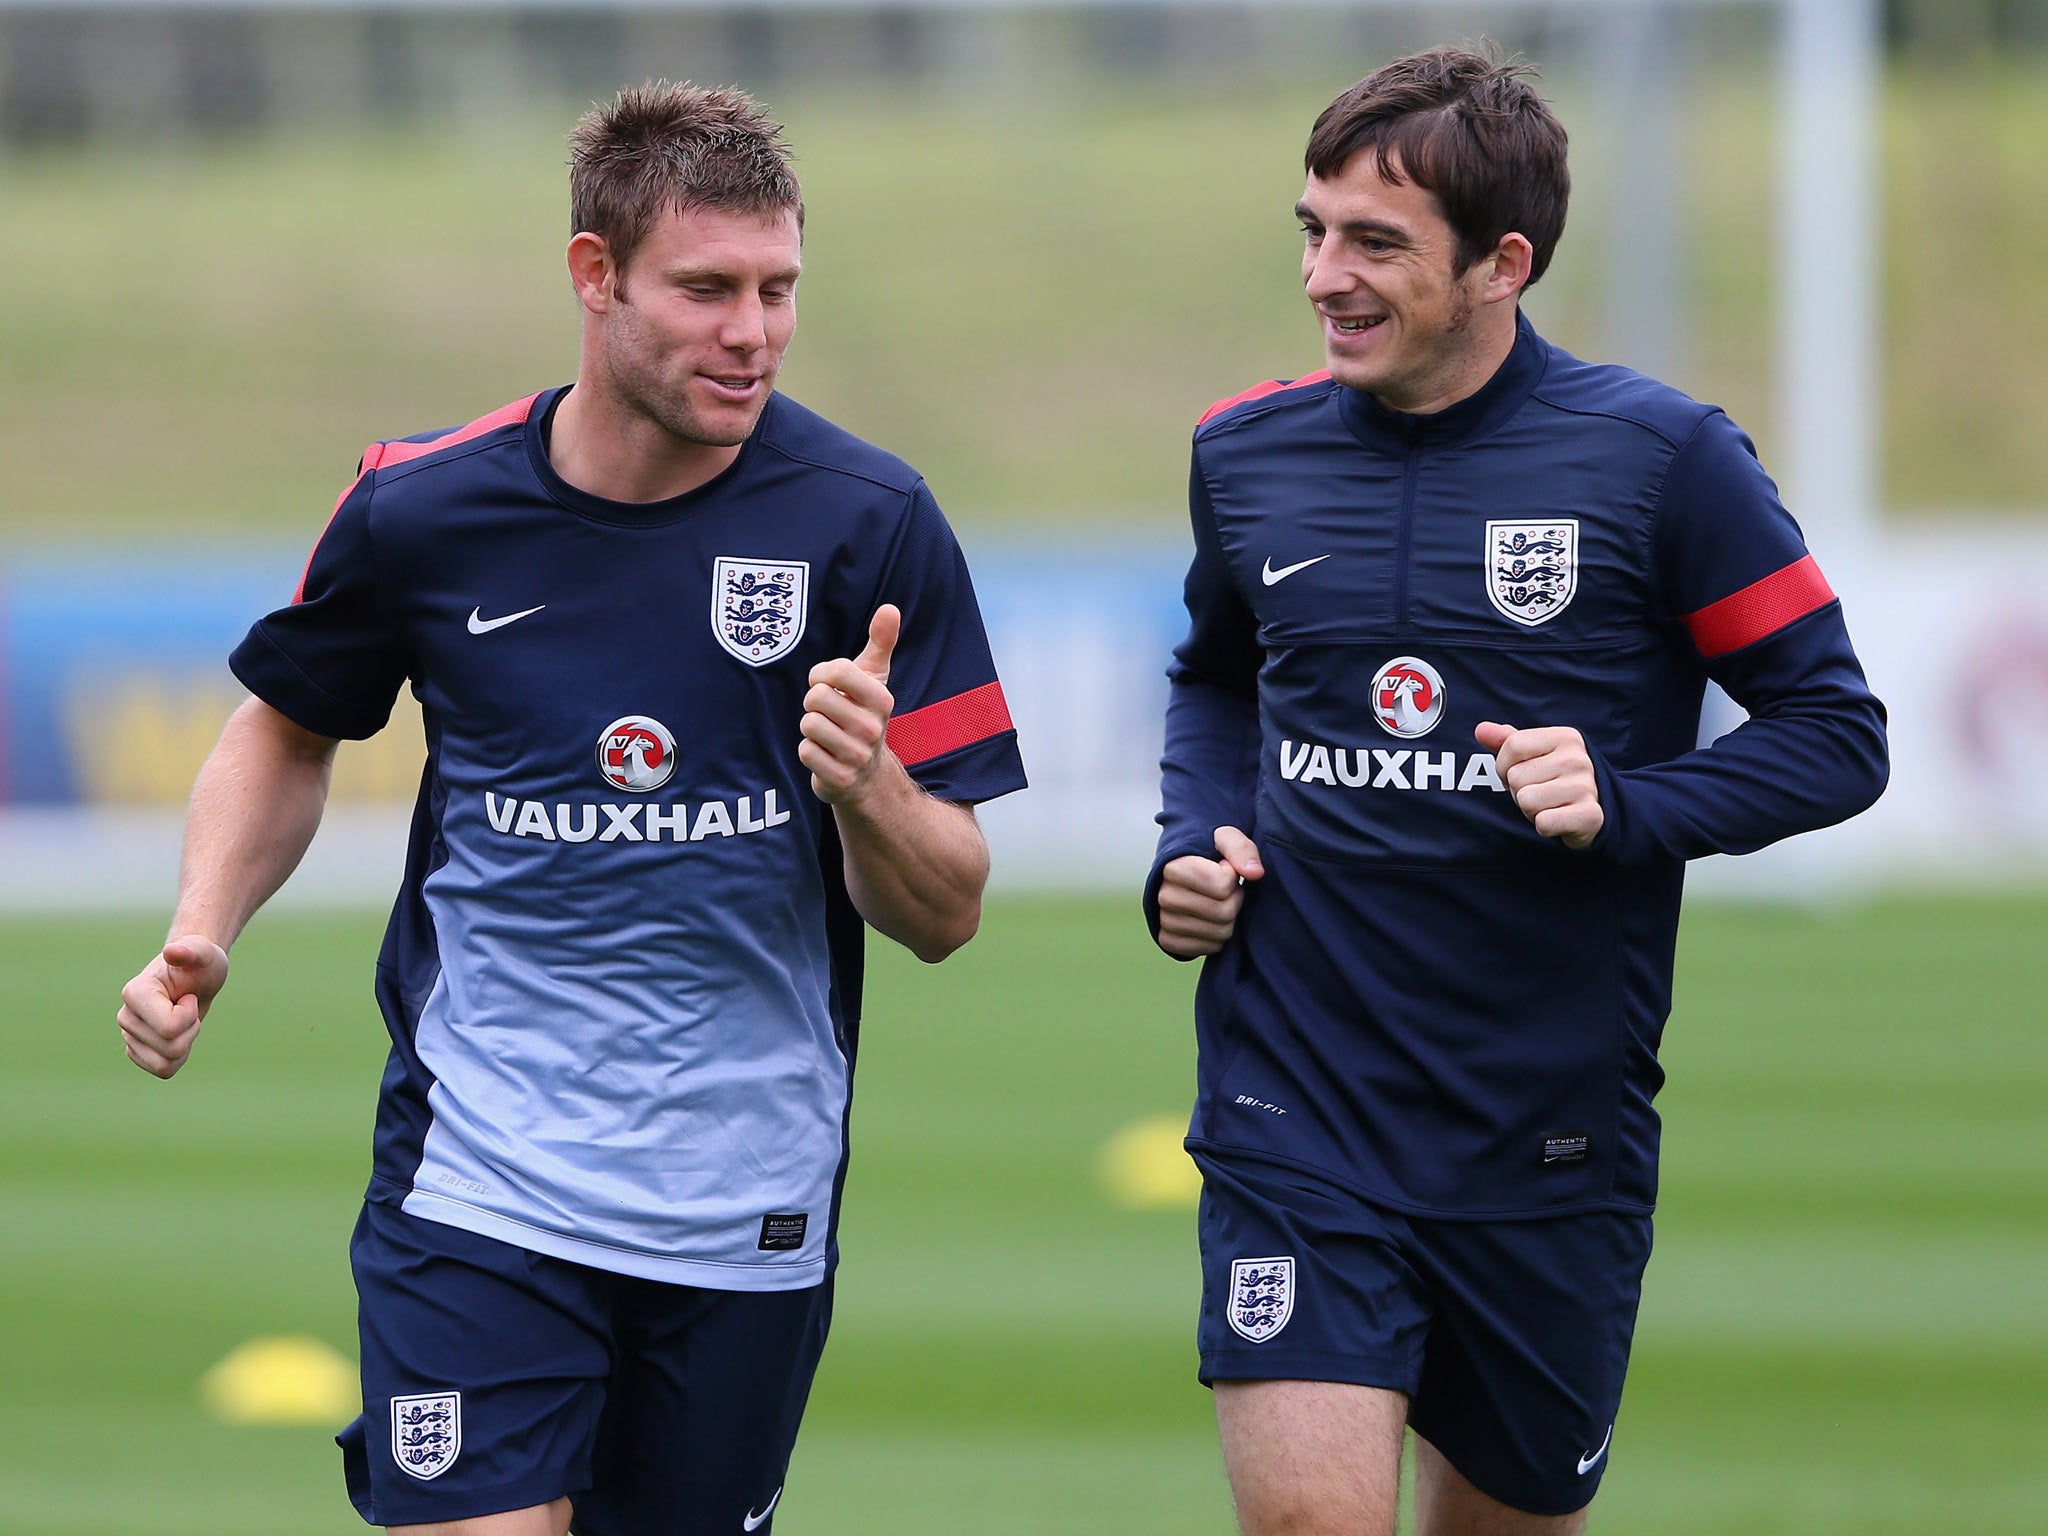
[
  {"left": 1853, "top": 749, "right": 1890, "bottom": 817},
  {"left": 911, "top": 900, "right": 982, "bottom": 964},
  {"left": 1844, "top": 707, "right": 1891, "bottom": 818}
]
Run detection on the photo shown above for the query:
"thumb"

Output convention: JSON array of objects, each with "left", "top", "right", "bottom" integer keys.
[
  {"left": 161, "top": 936, "right": 223, "bottom": 998},
  {"left": 1213, "top": 825, "right": 1264, "bottom": 882},
  {"left": 1474, "top": 720, "right": 1516, "bottom": 754},
  {"left": 856, "top": 604, "right": 901, "bottom": 683}
]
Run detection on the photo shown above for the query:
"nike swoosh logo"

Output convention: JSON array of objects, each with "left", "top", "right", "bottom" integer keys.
[
  {"left": 467, "top": 604, "right": 545, "bottom": 635},
  {"left": 742, "top": 1486, "right": 783, "bottom": 1531},
  {"left": 1261, "top": 555, "right": 1331, "bottom": 586},
  {"left": 1577, "top": 1425, "right": 1613, "bottom": 1475}
]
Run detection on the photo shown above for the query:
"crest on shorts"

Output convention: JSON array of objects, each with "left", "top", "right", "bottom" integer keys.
[
  {"left": 1485, "top": 519, "right": 1579, "bottom": 627},
  {"left": 1227, "top": 1255, "right": 1296, "bottom": 1343},
  {"left": 391, "top": 1391, "right": 461, "bottom": 1481},
  {"left": 713, "top": 557, "right": 810, "bottom": 667}
]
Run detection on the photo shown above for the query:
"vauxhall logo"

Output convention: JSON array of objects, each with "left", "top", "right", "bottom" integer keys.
[
  {"left": 1283, "top": 654, "right": 1508, "bottom": 794},
  {"left": 481, "top": 711, "right": 795, "bottom": 844},
  {"left": 1280, "top": 741, "right": 1507, "bottom": 795}
]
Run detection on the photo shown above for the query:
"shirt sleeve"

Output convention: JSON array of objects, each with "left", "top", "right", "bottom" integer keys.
[
  {"left": 1591, "top": 410, "right": 1888, "bottom": 864},
  {"left": 875, "top": 482, "right": 1027, "bottom": 806},
  {"left": 228, "top": 454, "right": 410, "bottom": 741},
  {"left": 1144, "top": 449, "right": 1264, "bottom": 945}
]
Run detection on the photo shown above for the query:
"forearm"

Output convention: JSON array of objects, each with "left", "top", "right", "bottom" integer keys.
[
  {"left": 1600, "top": 700, "right": 1887, "bottom": 863},
  {"left": 1147, "top": 673, "right": 1261, "bottom": 938},
  {"left": 1597, "top": 615, "right": 1888, "bottom": 865},
  {"left": 171, "top": 698, "right": 338, "bottom": 947},
  {"left": 834, "top": 761, "right": 988, "bottom": 963}
]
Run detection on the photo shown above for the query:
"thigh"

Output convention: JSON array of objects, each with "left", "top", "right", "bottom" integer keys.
[
  {"left": 1412, "top": 1436, "right": 1585, "bottom": 1536},
  {"left": 1217, "top": 1380, "right": 1408, "bottom": 1536},
  {"left": 339, "top": 1202, "right": 613, "bottom": 1530},
  {"left": 1405, "top": 1213, "right": 1653, "bottom": 1520},
  {"left": 572, "top": 1277, "right": 833, "bottom": 1536},
  {"left": 388, "top": 1497, "right": 572, "bottom": 1536},
  {"left": 1193, "top": 1151, "right": 1433, "bottom": 1391}
]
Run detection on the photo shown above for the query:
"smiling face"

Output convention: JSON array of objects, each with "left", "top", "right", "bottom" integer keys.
[
  {"left": 1297, "top": 150, "right": 1523, "bottom": 414},
  {"left": 591, "top": 202, "right": 802, "bottom": 449}
]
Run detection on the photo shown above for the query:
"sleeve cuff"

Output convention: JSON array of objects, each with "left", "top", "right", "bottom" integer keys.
[
  {"left": 902, "top": 731, "right": 1027, "bottom": 807},
  {"left": 228, "top": 624, "right": 392, "bottom": 742},
  {"left": 1579, "top": 737, "right": 1634, "bottom": 865}
]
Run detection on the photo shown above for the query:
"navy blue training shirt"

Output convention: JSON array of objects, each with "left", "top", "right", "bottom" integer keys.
[
  {"left": 233, "top": 387, "right": 1027, "bottom": 1287},
  {"left": 1148, "top": 314, "right": 1888, "bottom": 1219}
]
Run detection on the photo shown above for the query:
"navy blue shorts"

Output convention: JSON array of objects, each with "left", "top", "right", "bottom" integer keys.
[
  {"left": 1194, "top": 1150, "right": 1652, "bottom": 1517},
  {"left": 338, "top": 1200, "right": 831, "bottom": 1533}
]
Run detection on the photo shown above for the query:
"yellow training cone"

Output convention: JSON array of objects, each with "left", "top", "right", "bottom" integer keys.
[
  {"left": 1098, "top": 1114, "right": 1203, "bottom": 1211},
  {"left": 199, "top": 1335, "right": 358, "bottom": 1426}
]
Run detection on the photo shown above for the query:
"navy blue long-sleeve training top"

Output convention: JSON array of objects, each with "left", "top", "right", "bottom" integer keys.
[{"left": 1147, "top": 314, "right": 1888, "bottom": 1219}]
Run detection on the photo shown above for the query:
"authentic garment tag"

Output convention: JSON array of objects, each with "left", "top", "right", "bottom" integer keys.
[
  {"left": 1542, "top": 1132, "right": 1591, "bottom": 1166},
  {"left": 758, "top": 1213, "right": 809, "bottom": 1250}
]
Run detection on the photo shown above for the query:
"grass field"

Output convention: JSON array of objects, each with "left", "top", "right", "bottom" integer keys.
[
  {"left": 4, "top": 64, "right": 2048, "bottom": 545},
  {"left": 2, "top": 892, "right": 2044, "bottom": 1534}
]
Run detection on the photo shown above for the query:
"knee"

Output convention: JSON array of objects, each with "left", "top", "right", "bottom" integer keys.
[{"left": 1238, "top": 1492, "right": 1396, "bottom": 1536}]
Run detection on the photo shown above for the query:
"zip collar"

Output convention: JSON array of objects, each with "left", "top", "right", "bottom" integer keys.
[{"left": 1337, "top": 309, "right": 1548, "bottom": 454}]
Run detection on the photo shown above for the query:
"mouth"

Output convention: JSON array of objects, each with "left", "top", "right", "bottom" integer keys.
[
  {"left": 1323, "top": 313, "right": 1389, "bottom": 338},
  {"left": 701, "top": 374, "right": 764, "bottom": 403}
]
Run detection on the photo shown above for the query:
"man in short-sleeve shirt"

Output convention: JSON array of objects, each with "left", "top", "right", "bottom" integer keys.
[
  {"left": 118, "top": 85, "right": 1023, "bottom": 1536},
  {"left": 1147, "top": 50, "right": 1886, "bottom": 1536}
]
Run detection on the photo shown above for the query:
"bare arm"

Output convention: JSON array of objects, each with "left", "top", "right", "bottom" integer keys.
[
  {"left": 799, "top": 604, "right": 988, "bottom": 963},
  {"left": 117, "top": 697, "right": 339, "bottom": 1078},
  {"left": 834, "top": 777, "right": 987, "bottom": 964}
]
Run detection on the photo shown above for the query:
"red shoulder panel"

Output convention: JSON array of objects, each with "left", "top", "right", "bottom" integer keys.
[
  {"left": 1681, "top": 554, "right": 1835, "bottom": 660},
  {"left": 292, "top": 454, "right": 375, "bottom": 605},
  {"left": 290, "top": 395, "right": 541, "bottom": 604},
  {"left": 1198, "top": 370, "right": 1334, "bottom": 428},
  {"left": 372, "top": 393, "right": 542, "bottom": 471}
]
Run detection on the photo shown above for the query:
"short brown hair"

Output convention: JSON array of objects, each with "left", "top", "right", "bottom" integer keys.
[
  {"left": 1306, "top": 47, "right": 1570, "bottom": 288},
  {"left": 568, "top": 81, "right": 802, "bottom": 273}
]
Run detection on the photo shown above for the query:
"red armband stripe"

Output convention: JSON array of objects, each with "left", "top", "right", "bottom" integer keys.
[
  {"left": 1681, "top": 554, "right": 1835, "bottom": 659},
  {"left": 1198, "top": 371, "right": 1333, "bottom": 427},
  {"left": 887, "top": 681, "right": 1014, "bottom": 767}
]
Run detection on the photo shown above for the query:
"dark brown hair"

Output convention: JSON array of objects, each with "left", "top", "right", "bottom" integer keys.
[
  {"left": 568, "top": 81, "right": 802, "bottom": 274},
  {"left": 1305, "top": 47, "right": 1570, "bottom": 287}
]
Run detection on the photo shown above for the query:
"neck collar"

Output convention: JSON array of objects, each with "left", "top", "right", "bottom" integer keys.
[
  {"left": 1337, "top": 310, "right": 1547, "bottom": 454},
  {"left": 526, "top": 385, "right": 764, "bottom": 526}
]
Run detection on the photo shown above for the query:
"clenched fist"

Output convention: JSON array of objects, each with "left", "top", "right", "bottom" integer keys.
[
  {"left": 1475, "top": 721, "right": 1604, "bottom": 850},
  {"left": 1155, "top": 825, "right": 1265, "bottom": 958},
  {"left": 119, "top": 935, "right": 229, "bottom": 1079}
]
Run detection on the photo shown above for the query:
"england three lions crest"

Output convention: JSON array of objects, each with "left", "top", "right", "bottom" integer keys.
[
  {"left": 1486, "top": 519, "right": 1579, "bottom": 627},
  {"left": 713, "top": 557, "right": 810, "bottom": 667},
  {"left": 391, "top": 1391, "right": 461, "bottom": 1481},
  {"left": 1226, "top": 1256, "right": 1296, "bottom": 1344}
]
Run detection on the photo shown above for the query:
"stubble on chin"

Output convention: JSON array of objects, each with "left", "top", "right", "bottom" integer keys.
[{"left": 611, "top": 353, "right": 766, "bottom": 450}]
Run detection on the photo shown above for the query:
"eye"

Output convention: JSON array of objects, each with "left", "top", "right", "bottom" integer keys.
[
  {"left": 1300, "top": 224, "right": 1324, "bottom": 243},
  {"left": 686, "top": 285, "right": 723, "bottom": 300}
]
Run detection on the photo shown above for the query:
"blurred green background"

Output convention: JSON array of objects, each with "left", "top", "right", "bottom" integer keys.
[
  {"left": 3, "top": 2, "right": 2045, "bottom": 1532},
  {"left": 6, "top": 895, "right": 2045, "bottom": 1534},
  {"left": 4, "top": 63, "right": 2048, "bottom": 542}
]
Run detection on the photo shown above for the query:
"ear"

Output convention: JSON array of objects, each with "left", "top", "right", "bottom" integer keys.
[
  {"left": 1480, "top": 232, "right": 1536, "bottom": 307},
  {"left": 567, "top": 232, "right": 619, "bottom": 314}
]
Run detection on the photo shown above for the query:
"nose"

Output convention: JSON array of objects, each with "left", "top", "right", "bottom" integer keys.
[
  {"left": 720, "top": 291, "right": 769, "bottom": 354},
  {"left": 1303, "top": 241, "right": 1355, "bottom": 306}
]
